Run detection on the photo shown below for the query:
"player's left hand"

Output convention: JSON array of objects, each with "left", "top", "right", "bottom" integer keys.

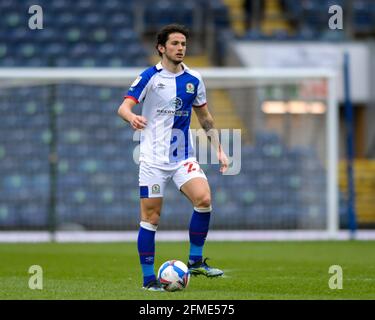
[{"left": 217, "top": 148, "right": 229, "bottom": 174}]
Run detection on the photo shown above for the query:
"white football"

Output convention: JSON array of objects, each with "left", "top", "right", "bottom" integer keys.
[{"left": 157, "top": 260, "right": 190, "bottom": 292}]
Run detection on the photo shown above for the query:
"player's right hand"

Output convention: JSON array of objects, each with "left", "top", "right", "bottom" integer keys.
[{"left": 130, "top": 115, "right": 147, "bottom": 130}]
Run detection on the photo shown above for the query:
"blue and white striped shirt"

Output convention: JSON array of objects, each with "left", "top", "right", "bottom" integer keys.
[{"left": 126, "top": 62, "right": 207, "bottom": 165}]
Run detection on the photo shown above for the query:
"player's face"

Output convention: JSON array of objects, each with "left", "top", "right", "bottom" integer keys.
[{"left": 161, "top": 32, "right": 186, "bottom": 65}]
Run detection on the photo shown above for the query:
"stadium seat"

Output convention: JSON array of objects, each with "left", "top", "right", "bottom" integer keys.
[
  {"left": 208, "top": 0, "right": 230, "bottom": 28},
  {"left": 65, "top": 28, "right": 83, "bottom": 43},
  {"left": 55, "top": 12, "right": 78, "bottom": 28},
  {"left": 50, "top": 0, "right": 71, "bottom": 11},
  {"left": 294, "top": 25, "right": 318, "bottom": 40},
  {"left": 108, "top": 13, "right": 134, "bottom": 29},
  {"left": 0, "top": 0, "right": 16, "bottom": 11},
  {"left": 102, "top": 0, "right": 132, "bottom": 13},
  {"left": 174, "top": 3, "right": 195, "bottom": 27},
  {"left": 83, "top": 12, "right": 105, "bottom": 28},
  {"left": 5, "top": 12, "right": 23, "bottom": 28},
  {"left": 144, "top": 0, "right": 175, "bottom": 29}
]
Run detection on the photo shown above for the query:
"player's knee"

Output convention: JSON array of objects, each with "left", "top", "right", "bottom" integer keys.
[
  {"left": 143, "top": 214, "right": 160, "bottom": 226},
  {"left": 195, "top": 195, "right": 211, "bottom": 209},
  {"left": 142, "top": 207, "right": 161, "bottom": 225},
  {"left": 147, "top": 216, "right": 160, "bottom": 226}
]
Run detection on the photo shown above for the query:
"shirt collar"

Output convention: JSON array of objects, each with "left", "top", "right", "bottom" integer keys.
[{"left": 156, "top": 62, "right": 189, "bottom": 72}]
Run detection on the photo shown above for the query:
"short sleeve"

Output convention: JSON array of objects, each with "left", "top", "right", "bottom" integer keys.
[
  {"left": 125, "top": 75, "right": 148, "bottom": 103},
  {"left": 193, "top": 78, "right": 207, "bottom": 108},
  {"left": 125, "top": 66, "right": 158, "bottom": 103}
]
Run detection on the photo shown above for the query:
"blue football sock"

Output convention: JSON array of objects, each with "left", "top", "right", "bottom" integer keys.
[
  {"left": 189, "top": 207, "right": 211, "bottom": 264},
  {"left": 137, "top": 222, "right": 157, "bottom": 286}
]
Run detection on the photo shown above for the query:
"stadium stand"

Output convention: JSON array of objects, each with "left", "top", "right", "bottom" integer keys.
[
  {"left": 0, "top": 80, "right": 343, "bottom": 230},
  {"left": 236, "top": 0, "right": 375, "bottom": 40},
  {"left": 0, "top": 0, "right": 147, "bottom": 67},
  {"left": 0, "top": 0, "right": 373, "bottom": 231}
]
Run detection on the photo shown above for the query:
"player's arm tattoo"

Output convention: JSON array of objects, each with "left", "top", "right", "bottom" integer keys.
[
  {"left": 200, "top": 115, "right": 221, "bottom": 152},
  {"left": 194, "top": 106, "right": 222, "bottom": 153},
  {"left": 201, "top": 117, "right": 214, "bottom": 133}
]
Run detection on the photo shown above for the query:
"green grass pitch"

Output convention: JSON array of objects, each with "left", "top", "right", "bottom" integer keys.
[{"left": 0, "top": 241, "right": 374, "bottom": 299}]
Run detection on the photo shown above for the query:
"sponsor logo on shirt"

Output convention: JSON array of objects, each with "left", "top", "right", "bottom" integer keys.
[
  {"left": 172, "top": 97, "right": 183, "bottom": 110},
  {"left": 156, "top": 97, "right": 189, "bottom": 117}
]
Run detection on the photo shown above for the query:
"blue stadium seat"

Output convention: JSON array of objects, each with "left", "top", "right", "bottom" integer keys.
[
  {"left": 108, "top": 13, "right": 134, "bottom": 29},
  {"left": 4, "top": 12, "right": 24, "bottom": 28},
  {"left": 6, "top": 28, "right": 32, "bottom": 44},
  {"left": 272, "top": 30, "right": 292, "bottom": 40},
  {"left": 353, "top": 7, "right": 375, "bottom": 32},
  {"left": 102, "top": 0, "right": 132, "bottom": 13},
  {"left": 173, "top": 3, "right": 195, "bottom": 28},
  {"left": 55, "top": 12, "right": 79, "bottom": 28},
  {"left": 125, "top": 43, "right": 147, "bottom": 60},
  {"left": 208, "top": 0, "right": 230, "bottom": 28},
  {"left": 65, "top": 27, "right": 85, "bottom": 43},
  {"left": 96, "top": 43, "right": 120, "bottom": 58},
  {"left": 51, "top": 0, "right": 73, "bottom": 11},
  {"left": 82, "top": 12, "right": 105, "bottom": 28},
  {"left": 113, "top": 28, "right": 139, "bottom": 43},
  {"left": 144, "top": 0, "right": 175, "bottom": 29},
  {"left": 44, "top": 42, "right": 67, "bottom": 58},
  {"left": 69, "top": 43, "right": 92, "bottom": 58},
  {"left": 255, "top": 131, "right": 281, "bottom": 146},
  {"left": 0, "top": 56, "right": 17, "bottom": 67},
  {"left": 242, "top": 29, "right": 268, "bottom": 40},
  {"left": 24, "top": 57, "right": 46, "bottom": 67},
  {"left": 294, "top": 25, "right": 318, "bottom": 41},
  {"left": 0, "top": 0, "right": 16, "bottom": 11}
]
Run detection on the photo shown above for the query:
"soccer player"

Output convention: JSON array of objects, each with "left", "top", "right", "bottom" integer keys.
[{"left": 117, "top": 24, "right": 229, "bottom": 291}]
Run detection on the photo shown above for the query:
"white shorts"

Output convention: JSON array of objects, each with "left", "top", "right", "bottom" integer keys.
[{"left": 139, "top": 158, "right": 207, "bottom": 198}]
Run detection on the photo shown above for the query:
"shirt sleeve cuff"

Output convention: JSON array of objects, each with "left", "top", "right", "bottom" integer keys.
[
  {"left": 124, "top": 95, "right": 139, "bottom": 104},
  {"left": 193, "top": 102, "right": 207, "bottom": 108}
]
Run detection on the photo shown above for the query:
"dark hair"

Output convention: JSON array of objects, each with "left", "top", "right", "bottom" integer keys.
[{"left": 155, "top": 24, "right": 190, "bottom": 57}]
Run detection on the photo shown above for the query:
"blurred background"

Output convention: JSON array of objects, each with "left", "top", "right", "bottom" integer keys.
[{"left": 0, "top": 0, "right": 374, "bottom": 237}]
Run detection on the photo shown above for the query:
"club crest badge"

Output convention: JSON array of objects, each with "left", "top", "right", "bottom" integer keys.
[
  {"left": 186, "top": 83, "right": 195, "bottom": 94},
  {"left": 151, "top": 184, "right": 160, "bottom": 194}
]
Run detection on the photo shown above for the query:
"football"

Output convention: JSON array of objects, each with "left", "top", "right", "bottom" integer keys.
[{"left": 157, "top": 260, "right": 190, "bottom": 292}]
